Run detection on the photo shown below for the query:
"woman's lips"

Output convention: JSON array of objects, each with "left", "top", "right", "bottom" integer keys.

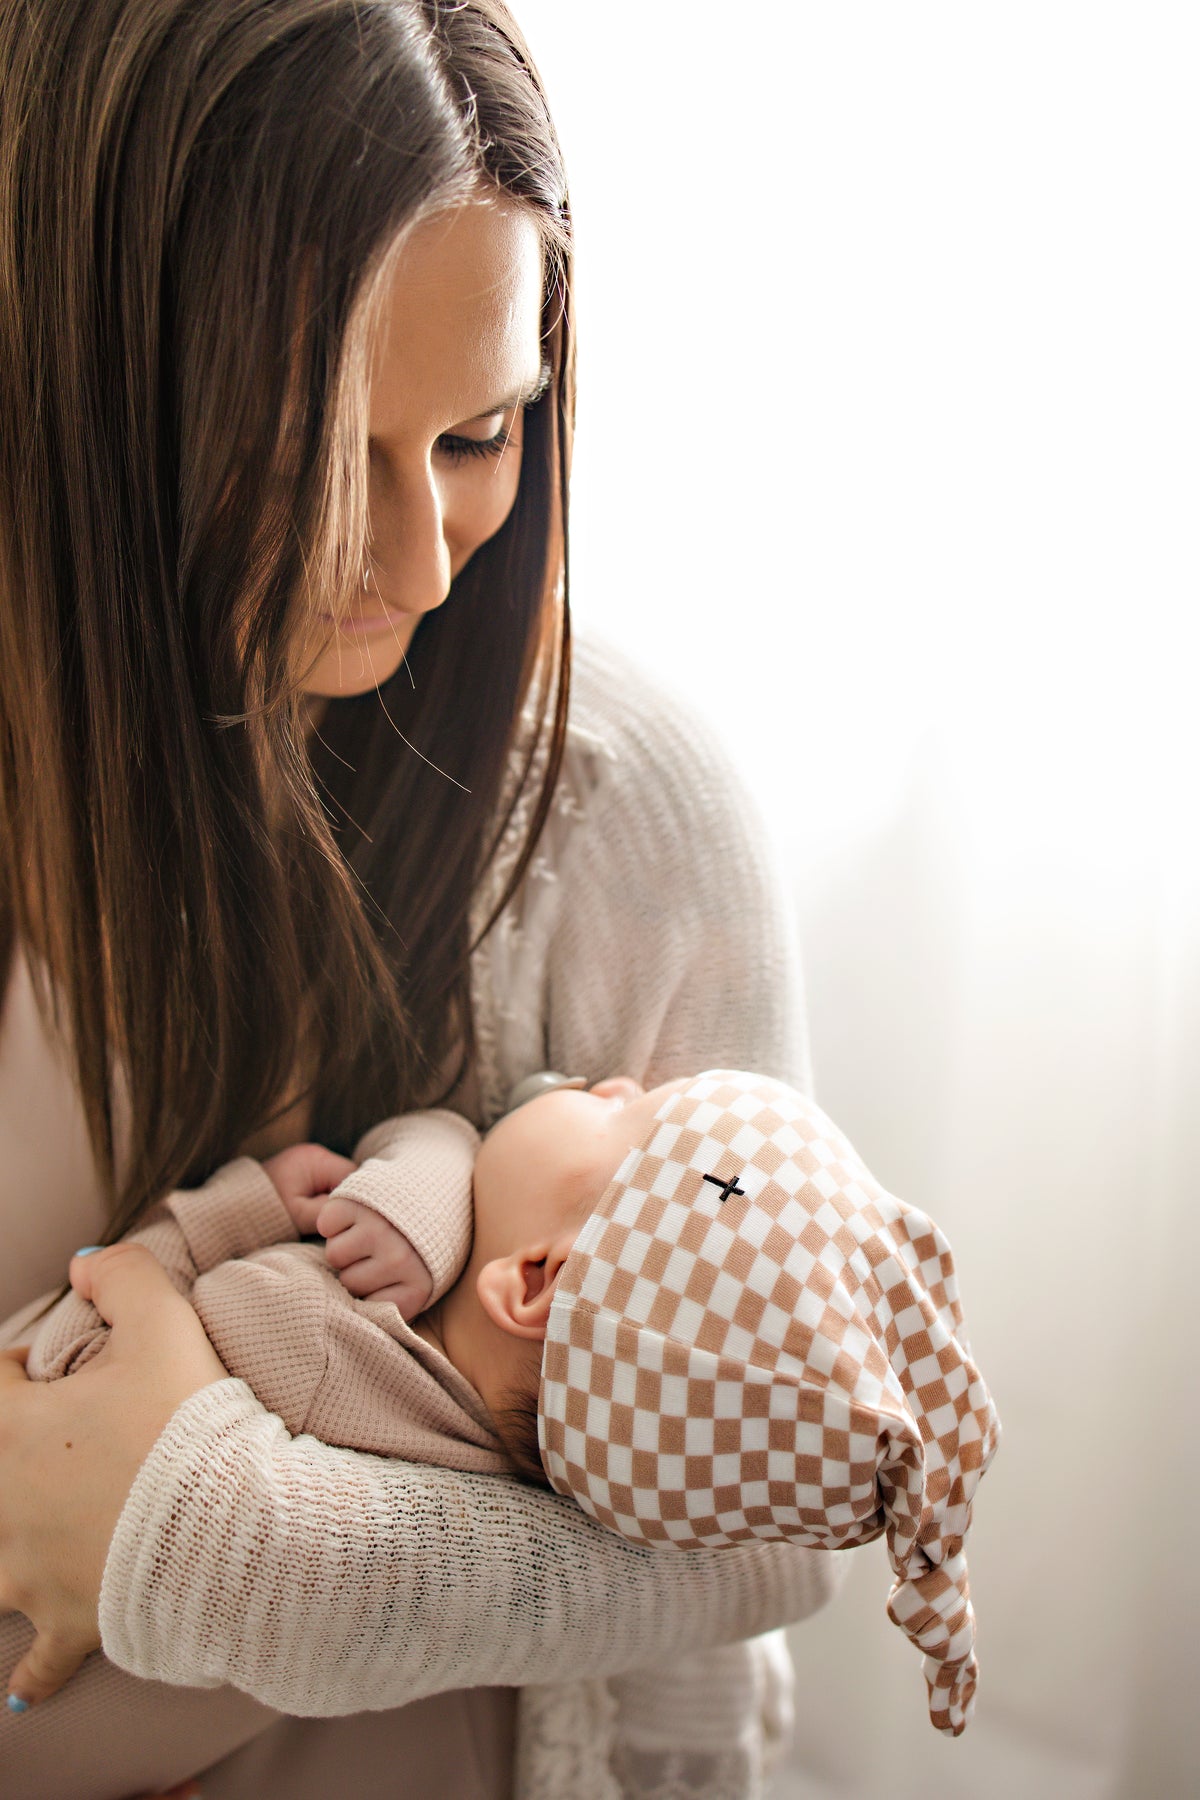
[{"left": 317, "top": 608, "right": 413, "bottom": 638}]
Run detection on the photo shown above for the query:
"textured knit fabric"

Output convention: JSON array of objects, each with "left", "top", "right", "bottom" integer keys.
[
  {"left": 515, "top": 1638, "right": 791, "bottom": 1800},
  {"left": 24, "top": 1118, "right": 504, "bottom": 1472},
  {"left": 21, "top": 1096, "right": 811, "bottom": 1792},
  {"left": 1, "top": 637, "right": 840, "bottom": 1798},
  {"left": 345, "top": 1108, "right": 480, "bottom": 1300},
  {"left": 541, "top": 1070, "right": 1001, "bottom": 1737}
]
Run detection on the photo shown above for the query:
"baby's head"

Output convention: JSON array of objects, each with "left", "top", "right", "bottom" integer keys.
[
  {"left": 426, "top": 1075, "right": 689, "bottom": 1478},
  {"left": 432, "top": 1066, "right": 999, "bottom": 1739}
]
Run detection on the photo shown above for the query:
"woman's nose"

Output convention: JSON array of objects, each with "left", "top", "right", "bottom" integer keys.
[{"left": 368, "top": 460, "right": 453, "bottom": 618}]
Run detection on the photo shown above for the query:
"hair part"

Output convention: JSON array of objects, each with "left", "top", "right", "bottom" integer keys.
[{"left": 0, "top": 1, "right": 574, "bottom": 1239}]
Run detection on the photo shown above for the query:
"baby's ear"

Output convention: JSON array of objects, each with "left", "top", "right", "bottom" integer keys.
[{"left": 476, "top": 1244, "right": 568, "bottom": 1341}]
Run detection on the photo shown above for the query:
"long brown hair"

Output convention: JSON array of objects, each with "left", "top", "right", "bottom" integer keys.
[{"left": 0, "top": 0, "right": 574, "bottom": 1241}]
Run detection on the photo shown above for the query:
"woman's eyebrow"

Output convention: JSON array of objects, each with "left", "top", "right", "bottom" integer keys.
[{"left": 466, "top": 359, "right": 552, "bottom": 422}]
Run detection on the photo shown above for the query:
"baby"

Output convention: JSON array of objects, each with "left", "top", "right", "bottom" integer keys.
[{"left": 26, "top": 1069, "right": 1000, "bottom": 1738}]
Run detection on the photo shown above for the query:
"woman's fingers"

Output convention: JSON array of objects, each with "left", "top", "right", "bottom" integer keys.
[
  {"left": 0, "top": 1244, "right": 230, "bottom": 1711},
  {"left": 68, "top": 1245, "right": 180, "bottom": 1332},
  {"left": 68, "top": 1241, "right": 192, "bottom": 1332},
  {"left": 6, "top": 1624, "right": 91, "bottom": 1709}
]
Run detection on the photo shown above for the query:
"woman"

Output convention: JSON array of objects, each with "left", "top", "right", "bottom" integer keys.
[{"left": 0, "top": 2, "right": 841, "bottom": 1794}]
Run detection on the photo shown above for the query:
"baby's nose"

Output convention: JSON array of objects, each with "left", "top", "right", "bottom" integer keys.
[{"left": 587, "top": 1077, "right": 644, "bottom": 1101}]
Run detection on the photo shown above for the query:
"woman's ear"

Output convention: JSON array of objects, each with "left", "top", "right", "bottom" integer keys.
[{"left": 476, "top": 1243, "right": 569, "bottom": 1341}]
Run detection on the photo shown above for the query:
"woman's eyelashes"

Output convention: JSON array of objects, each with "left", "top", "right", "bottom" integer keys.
[{"left": 436, "top": 415, "right": 517, "bottom": 465}]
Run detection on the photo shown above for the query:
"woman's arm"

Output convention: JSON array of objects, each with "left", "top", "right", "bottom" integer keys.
[
  {"left": 544, "top": 641, "right": 813, "bottom": 1094},
  {"left": 98, "top": 1374, "right": 836, "bottom": 1713},
  {"left": 1, "top": 1168, "right": 836, "bottom": 1722},
  {"left": 1, "top": 1236, "right": 833, "bottom": 1716}
]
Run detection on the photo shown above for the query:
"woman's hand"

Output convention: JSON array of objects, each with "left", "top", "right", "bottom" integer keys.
[{"left": 0, "top": 1245, "right": 228, "bottom": 1709}]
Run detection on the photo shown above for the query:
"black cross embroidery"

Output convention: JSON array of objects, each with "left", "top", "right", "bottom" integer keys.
[{"left": 702, "top": 1171, "right": 745, "bottom": 1205}]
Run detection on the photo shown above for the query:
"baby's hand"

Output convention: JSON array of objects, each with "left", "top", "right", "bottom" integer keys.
[
  {"left": 263, "top": 1143, "right": 360, "bottom": 1235},
  {"left": 315, "top": 1195, "right": 434, "bottom": 1321}
]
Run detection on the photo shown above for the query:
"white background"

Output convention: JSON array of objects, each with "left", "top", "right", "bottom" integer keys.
[{"left": 517, "top": 4, "right": 1198, "bottom": 1796}]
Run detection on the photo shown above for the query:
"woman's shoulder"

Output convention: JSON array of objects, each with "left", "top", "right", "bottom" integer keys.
[
  {"left": 481, "top": 633, "right": 755, "bottom": 920},
  {"left": 563, "top": 632, "right": 753, "bottom": 828},
  {"left": 471, "top": 633, "right": 808, "bottom": 1118}
]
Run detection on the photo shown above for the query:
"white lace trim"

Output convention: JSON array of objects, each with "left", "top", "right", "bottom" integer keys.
[
  {"left": 516, "top": 1688, "right": 763, "bottom": 1800},
  {"left": 516, "top": 1679, "right": 619, "bottom": 1799},
  {"left": 608, "top": 1744, "right": 764, "bottom": 1800}
]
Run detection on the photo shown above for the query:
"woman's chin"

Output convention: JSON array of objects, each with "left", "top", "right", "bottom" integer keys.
[{"left": 299, "top": 637, "right": 413, "bottom": 703}]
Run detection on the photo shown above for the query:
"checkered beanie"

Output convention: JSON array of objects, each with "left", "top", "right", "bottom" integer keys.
[{"left": 538, "top": 1070, "right": 1001, "bottom": 1737}]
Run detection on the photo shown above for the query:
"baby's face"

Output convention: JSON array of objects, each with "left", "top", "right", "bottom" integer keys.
[{"left": 471, "top": 1076, "right": 690, "bottom": 1264}]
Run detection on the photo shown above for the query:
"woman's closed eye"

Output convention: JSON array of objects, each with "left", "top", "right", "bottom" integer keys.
[
  {"left": 436, "top": 422, "right": 514, "bottom": 464},
  {"left": 434, "top": 357, "right": 549, "bottom": 468}
]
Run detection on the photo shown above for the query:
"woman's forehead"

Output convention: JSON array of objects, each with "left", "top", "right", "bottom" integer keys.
[{"left": 367, "top": 197, "right": 544, "bottom": 435}]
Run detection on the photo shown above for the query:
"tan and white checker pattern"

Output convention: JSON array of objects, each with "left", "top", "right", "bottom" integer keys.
[{"left": 539, "top": 1070, "right": 1000, "bottom": 1738}]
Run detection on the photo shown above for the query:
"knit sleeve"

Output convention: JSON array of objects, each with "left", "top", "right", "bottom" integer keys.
[
  {"left": 24, "top": 1157, "right": 287, "bottom": 1381},
  {"left": 99, "top": 1378, "right": 839, "bottom": 1713},
  {"left": 333, "top": 1110, "right": 480, "bottom": 1303},
  {"left": 166, "top": 1156, "right": 298, "bottom": 1272}
]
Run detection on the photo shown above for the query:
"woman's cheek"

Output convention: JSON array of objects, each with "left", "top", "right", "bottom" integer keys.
[{"left": 449, "top": 448, "right": 523, "bottom": 576}]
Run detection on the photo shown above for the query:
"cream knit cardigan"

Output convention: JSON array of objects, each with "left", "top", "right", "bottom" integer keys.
[{"left": 95, "top": 637, "right": 842, "bottom": 1797}]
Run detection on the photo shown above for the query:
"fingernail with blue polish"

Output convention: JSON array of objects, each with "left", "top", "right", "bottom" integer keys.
[
  {"left": 73, "top": 1246, "right": 102, "bottom": 1257},
  {"left": 6, "top": 1694, "right": 29, "bottom": 1713}
]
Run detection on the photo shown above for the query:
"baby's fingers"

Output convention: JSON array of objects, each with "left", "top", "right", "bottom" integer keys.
[
  {"left": 361, "top": 1277, "right": 433, "bottom": 1320},
  {"left": 315, "top": 1196, "right": 361, "bottom": 1240},
  {"left": 283, "top": 1191, "right": 327, "bottom": 1235},
  {"left": 7, "top": 1624, "right": 92, "bottom": 1710},
  {"left": 302, "top": 1147, "right": 358, "bottom": 1192},
  {"left": 334, "top": 1253, "right": 400, "bottom": 1299},
  {"left": 322, "top": 1220, "right": 373, "bottom": 1271}
]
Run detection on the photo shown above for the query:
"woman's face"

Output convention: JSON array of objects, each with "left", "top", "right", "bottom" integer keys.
[{"left": 300, "top": 195, "right": 546, "bottom": 701}]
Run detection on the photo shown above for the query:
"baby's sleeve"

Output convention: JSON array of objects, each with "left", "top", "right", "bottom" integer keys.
[
  {"left": 24, "top": 1210, "right": 194, "bottom": 1381},
  {"left": 24, "top": 1157, "right": 295, "bottom": 1382},
  {"left": 165, "top": 1156, "right": 298, "bottom": 1272},
  {"left": 335, "top": 1110, "right": 480, "bottom": 1304}
]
